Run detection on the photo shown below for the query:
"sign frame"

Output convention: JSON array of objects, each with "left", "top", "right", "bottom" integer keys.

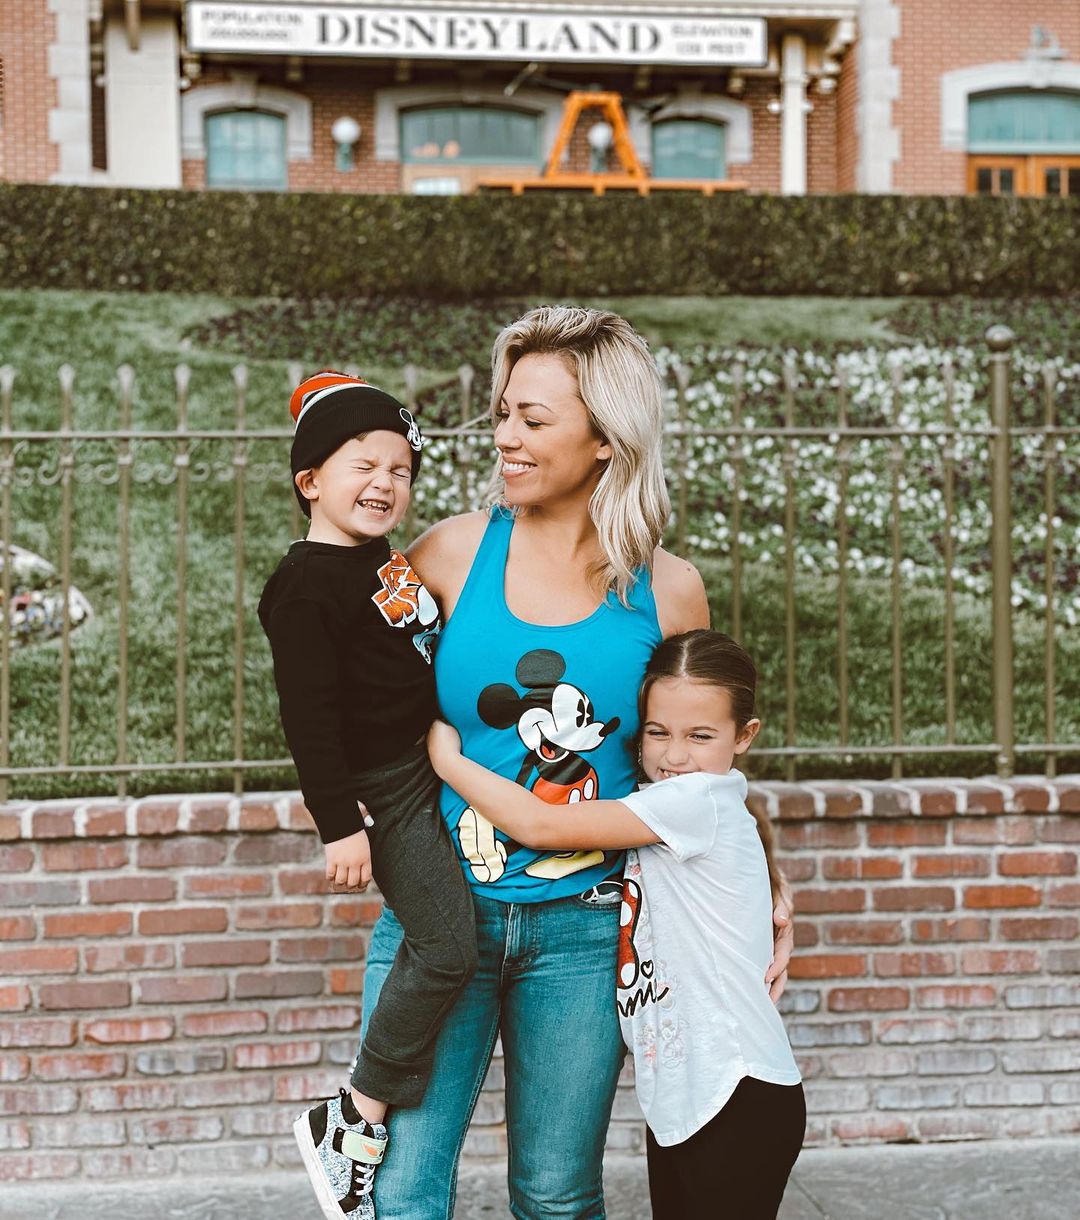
[{"left": 185, "top": 2, "right": 770, "bottom": 68}]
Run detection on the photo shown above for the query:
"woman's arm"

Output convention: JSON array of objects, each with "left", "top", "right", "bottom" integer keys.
[
  {"left": 428, "top": 722, "right": 660, "bottom": 851},
  {"left": 652, "top": 547, "right": 710, "bottom": 637},
  {"left": 767, "top": 888, "right": 795, "bottom": 1002}
]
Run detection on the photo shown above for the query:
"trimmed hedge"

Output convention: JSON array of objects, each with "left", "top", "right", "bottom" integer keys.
[{"left": 1, "top": 185, "right": 1077, "bottom": 298}]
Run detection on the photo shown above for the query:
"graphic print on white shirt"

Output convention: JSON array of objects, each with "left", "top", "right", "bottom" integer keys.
[
  {"left": 618, "top": 860, "right": 688, "bottom": 1070},
  {"left": 617, "top": 869, "right": 668, "bottom": 1016}
]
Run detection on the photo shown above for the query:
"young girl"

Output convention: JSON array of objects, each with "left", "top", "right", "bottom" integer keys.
[{"left": 427, "top": 628, "right": 805, "bottom": 1220}]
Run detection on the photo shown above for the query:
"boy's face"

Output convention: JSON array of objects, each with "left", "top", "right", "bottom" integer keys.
[{"left": 298, "top": 432, "right": 413, "bottom": 545}]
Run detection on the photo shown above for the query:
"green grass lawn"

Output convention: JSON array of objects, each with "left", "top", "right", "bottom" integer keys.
[
  {"left": 576, "top": 296, "right": 915, "bottom": 351},
  {"left": 1, "top": 289, "right": 1076, "bottom": 798}
]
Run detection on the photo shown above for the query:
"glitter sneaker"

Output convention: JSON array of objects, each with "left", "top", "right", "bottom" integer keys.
[{"left": 293, "top": 1088, "right": 388, "bottom": 1219}]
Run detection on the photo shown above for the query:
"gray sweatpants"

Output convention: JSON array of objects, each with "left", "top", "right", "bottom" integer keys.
[{"left": 350, "top": 740, "right": 478, "bottom": 1107}]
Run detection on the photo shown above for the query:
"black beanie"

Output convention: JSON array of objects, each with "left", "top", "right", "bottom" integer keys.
[{"left": 288, "top": 372, "right": 424, "bottom": 517}]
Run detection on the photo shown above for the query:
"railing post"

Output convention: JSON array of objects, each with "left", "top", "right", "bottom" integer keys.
[
  {"left": 673, "top": 363, "right": 690, "bottom": 557},
  {"left": 115, "top": 365, "right": 135, "bottom": 800},
  {"left": 232, "top": 363, "right": 248, "bottom": 797},
  {"left": 0, "top": 367, "right": 14, "bottom": 805},
  {"left": 987, "top": 325, "right": 1015, "bottom": 779},
  {"left": 458, "top": 364, "right": 475, "bottom": 514}
]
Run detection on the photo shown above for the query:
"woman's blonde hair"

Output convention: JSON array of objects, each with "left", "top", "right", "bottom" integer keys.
[{"left": 488, "top": 305, "right": 670, "bottom": 603}]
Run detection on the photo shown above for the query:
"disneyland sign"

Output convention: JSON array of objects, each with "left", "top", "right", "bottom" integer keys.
[{"left": 186, "top": 3, "right": 768, "bottom": 66}]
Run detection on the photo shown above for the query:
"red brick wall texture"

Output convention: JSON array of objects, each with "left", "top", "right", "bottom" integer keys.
[
  {"left": 1, "top": 778, "right": 1078, "bottom": 1182},
  {"left": 835, "top": 45, "right": 859, "bottom": 194},
  {"left": 0, "top": 0, "right": 59, "bottom": 183}
]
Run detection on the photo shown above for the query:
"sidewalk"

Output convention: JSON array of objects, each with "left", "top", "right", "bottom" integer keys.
[{"left": 2, "top": 1138, "right": 1076, "bottom": 1219}]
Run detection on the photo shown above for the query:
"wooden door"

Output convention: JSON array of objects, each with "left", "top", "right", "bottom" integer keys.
[
  {"left": 1028, "top": 155, "right": 1080, "bottom": 197},
  {"left": 968, "top": 156, "right": 1028, "bottom": 196}
]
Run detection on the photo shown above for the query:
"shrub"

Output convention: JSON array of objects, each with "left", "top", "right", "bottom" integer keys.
[{"left": 1, "top": 186, "right": 1077, "bottom": 298}]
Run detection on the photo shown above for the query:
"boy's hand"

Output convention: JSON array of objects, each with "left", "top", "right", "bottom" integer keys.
[
  {"left": 427, "top": 720, "right": 462, "bottom": 778},
  {"left": 325, "top": 829, "right": 373, "bottom": 891}
]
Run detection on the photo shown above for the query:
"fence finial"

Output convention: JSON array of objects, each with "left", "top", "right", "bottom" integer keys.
[{"left": 985, "top": 324, "right": 1015, "bottom": 353}]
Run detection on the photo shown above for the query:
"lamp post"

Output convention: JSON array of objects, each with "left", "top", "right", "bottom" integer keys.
[
  {"left": 331, "top": 116, "right": 361, "bottom": 172},
  {"left": 587, "top": 121, "right": 613, "bottom": 173}
]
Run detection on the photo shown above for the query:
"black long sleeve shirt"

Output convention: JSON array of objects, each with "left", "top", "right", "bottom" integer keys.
[{"left": 257, "top": 538, "right": 441, "bottom": 844}]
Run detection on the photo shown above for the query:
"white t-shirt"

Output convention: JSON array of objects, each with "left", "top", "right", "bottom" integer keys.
[{"left": 616, "top": 769, "right": 801, "bottom": 1146}]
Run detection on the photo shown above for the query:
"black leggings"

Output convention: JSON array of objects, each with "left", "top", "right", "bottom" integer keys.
[
  {"left": 349, "top": 742, "right": 478, "bottom": 1107},
  {"left": 646, "top": 1076, "right": 806, "bottom": 1220}
]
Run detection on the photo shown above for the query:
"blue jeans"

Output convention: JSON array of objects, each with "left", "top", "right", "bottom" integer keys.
[{"left": 359, "top": 890, "right": 626, "bottom": 1219}]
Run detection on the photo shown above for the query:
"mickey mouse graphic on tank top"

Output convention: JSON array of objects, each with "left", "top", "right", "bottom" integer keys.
[{"left": 455, "top": 648, "right": 625, "bottom": 889}]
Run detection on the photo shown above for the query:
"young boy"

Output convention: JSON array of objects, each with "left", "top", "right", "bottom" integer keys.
[{"left": 257, "top": 372, "right": 477, "bottom": 1220}]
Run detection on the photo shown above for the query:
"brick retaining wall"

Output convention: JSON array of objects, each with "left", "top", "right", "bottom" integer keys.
[{"left": 1, "top": 778, "right": 1078, "bottom": 1182}]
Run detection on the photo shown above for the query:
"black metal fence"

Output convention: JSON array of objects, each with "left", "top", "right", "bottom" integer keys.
[{"left": 1, "top": 327, "right": 1076, "bottom": 798}]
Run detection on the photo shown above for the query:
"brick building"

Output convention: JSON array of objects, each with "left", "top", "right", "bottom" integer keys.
[{"left": 2, "top": 0, "right": 1078, "bottom": 197}]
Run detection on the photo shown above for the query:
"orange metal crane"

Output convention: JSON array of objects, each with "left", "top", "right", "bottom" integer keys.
[{"left": 478, "top": 90, "right": 746, "bottom": 195}]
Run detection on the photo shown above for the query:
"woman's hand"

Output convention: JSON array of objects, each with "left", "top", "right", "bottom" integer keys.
[
  {"left": 325, "top": 828, "right": 373, "bottom": 891},
  {"left": 765, "top": 894, "right": 794, "bottom": 1003},
  {"left": 427, "top": 719, "right": 463, "bottom": 779}
]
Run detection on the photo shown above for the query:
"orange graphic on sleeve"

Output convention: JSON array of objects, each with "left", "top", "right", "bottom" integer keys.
[{"left": 372, "top": 550, "right": 425, "bottom": 627}]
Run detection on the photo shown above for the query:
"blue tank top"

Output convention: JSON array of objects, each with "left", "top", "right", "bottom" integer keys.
[{"left": 435, "top": 507, "right": 663, "bottom": 903}]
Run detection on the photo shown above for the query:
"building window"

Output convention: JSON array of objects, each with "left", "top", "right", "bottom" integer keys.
[
  {"left": 1043, "top": 165, "right": 1080, "bottom": 196},
  {"left": 400, "top": 106, "right": 539, "bottom": 165},
  {"left": 205, "top": 110, "right": 287, "bottom": 190},
  {"left": 969, "top": 158, "right": 1023, "bottom": 195},
  {"left": 969, "top": 90, "right": 1080, "bottom": 153},
  {"left": 967, "top": 90, "right": 1080, "bottom": 196},
  {"left": 651, "top": 119, "right": 726, "bottom": 180}
]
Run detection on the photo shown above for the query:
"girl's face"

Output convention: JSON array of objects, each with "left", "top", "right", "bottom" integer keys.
[
  {"left": 494, "top": 353, "right": 612, "bottom": 509},
  {"left": 640, "top": 677, "right": 760, "bottom": 782}
]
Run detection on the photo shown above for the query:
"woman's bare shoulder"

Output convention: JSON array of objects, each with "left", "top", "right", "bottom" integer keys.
[
  {"left": 652, "top": 546, "right": 705, "bottom": 594},
  {"left": 407, "top": 511, "right": 489, "bottom": 605},
  {"left": 651, "top": 547, "right": 710, "bottom": 636}
]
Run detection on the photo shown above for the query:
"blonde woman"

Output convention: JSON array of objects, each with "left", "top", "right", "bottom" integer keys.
[{"left": 358, "top": 307, "right": 793, "bottom": 1218}]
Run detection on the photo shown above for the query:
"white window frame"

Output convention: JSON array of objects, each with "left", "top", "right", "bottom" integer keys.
[
  {"left": 180, "top": 72, "right": 313, "bottom": 162},
  {"left": 641, "top": 94, "right": 752, "bottom": 168},
  {"left": 374, "top": 84, "right": 563, "bottom": 163},
  {"left": 942, "top": 60, "right": 1080, "bottom": 151}
]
